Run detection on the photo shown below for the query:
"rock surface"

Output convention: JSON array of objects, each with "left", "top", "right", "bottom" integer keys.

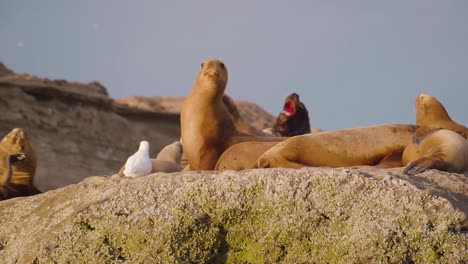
[{"left": 0, "top": 167, "right": 466, "bottom": 263}]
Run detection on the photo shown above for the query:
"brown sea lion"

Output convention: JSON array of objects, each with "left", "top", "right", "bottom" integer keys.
[
  {"left": 403, "top": 128, "right": 468, "bottom": 175},
  {"left": 156, "top": 141, "right": 183, "bottom": 164},
  {"left": 180, "top": 59, "right": 284, "bottom": 170},
  {"left": 271, "top": 93, "right": 311, "bottom": 136},
  {"left": 415, "top": 93, "right": 467, "bottom": 138},
  {"left": 0, "top": 128, "right": 41, "bottom": 200},
  {"left": 215, "top": 141, "right": 280, "bottom": 170},
  {"left": 256, "top": 124, "right": 418, "bottom": 169}
]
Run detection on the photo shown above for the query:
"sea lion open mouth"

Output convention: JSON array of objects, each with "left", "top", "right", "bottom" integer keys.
[{"left": 281, "top": 101, "right": 296, "bottom": 116}]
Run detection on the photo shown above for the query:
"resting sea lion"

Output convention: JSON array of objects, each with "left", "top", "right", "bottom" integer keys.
[
  {"left": 180, "top": 59, "right": 283, "bottom": 170},
  {"left": 271, "top": 93, "right": 311, "bottom": 136},
  {"left": 256, "top": 124, "right": 417, "bottom": 169},
  {"left": 0, "top": 128, "right": 40, "bottom": 200},
  {"left": 402, "top": 128, "right": 468, "bottom": 175},
  {"left": 156, "top": 141, "right": 183, "bottom": 164},
  {"left": 215, "top": 141, "right": 279, "bottom": 170},
  {"left": 415, "top": 93, "right": 467, "bottom": 138}
]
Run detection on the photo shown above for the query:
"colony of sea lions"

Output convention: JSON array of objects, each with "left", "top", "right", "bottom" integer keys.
[{"left": 2, "top": 58, "right": 466, "bottom": 201}]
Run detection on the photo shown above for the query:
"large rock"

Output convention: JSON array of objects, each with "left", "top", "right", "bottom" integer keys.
[
  {"left": 0, "top": 75, "right": 180, "bottom": 191},
  {"left": 0, "top": 167, "right": 466, "bottom": 263}
]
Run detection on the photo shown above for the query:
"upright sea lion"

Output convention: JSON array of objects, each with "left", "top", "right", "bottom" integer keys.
[
  {"left": 0, "top": 128, "right": 40, "bottom": 200},
  {"left": 272, "top": 93, "right": 311, "bottom": 136},
  {"left": 415, "top": 93, "right": 467, "bottom": 138},
  {"left": 256, "top": 124, "right": 417, "bottom": 169},
  {"left": 180, "top": 59, "right": 283, "bottom": 170}
]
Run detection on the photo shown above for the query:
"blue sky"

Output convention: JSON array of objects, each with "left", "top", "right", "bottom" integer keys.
[{"left": 1, "top": 1, "right": 466, "bottom": 130}]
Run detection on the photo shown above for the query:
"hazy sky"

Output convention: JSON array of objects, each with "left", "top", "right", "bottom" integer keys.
[{"left": 1, "top": 1, "right": 466, "bottom": 130}]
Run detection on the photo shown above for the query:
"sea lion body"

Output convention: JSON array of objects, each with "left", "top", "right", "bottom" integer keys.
[
  {"left": 181, "top": 59, "right": 284, "bottom": 170},
  {"left": 156, "top": 141, "right": 183, "bottom": 164},
  {"left": 0, "top": 128, "right": 40, "bottom": 200},
  {"left": 415, "top": 93, "right": 467, "bottom": 138},
  {"left": 403, "top": 128, "right": 468, "bottom": 174},
  {"left": 215, "top": 141, "right": 279, "bottom": 170},
  {"left": 256, "top": 124, "right": 417, "bottom": 169}
]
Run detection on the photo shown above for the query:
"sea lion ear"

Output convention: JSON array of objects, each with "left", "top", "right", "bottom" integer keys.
[{"left": 200, "top": 62, "right": 205, "bottom": 68}]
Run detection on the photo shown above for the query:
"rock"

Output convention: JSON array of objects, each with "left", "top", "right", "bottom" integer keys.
[
  {"left": 0, "top": 74, "right": 180, "bottom": 192},
  {"left": 0, "top": 62, "right": 14, "bottom": 77},
  {"left": 0, "top": 167, "right": 466, "bottom": 263}
]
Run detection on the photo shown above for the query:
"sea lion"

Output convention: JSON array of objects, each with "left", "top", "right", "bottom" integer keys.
[
  {"left": 256, "top": 124, "right": 418, "bottom": 169},
  {"left": 0, "top": 128, "right": 40, "bottom": 200},
  {"left": 272, "top": 93, "right": 311, "bottom": 136},
  {"left": 156, "top": 141, "right": 183, "bottom": 164},
  {"left": 403, "top": 128, "right": 468, "bottom": 175},
  {"left": 215, "top": 141, "right": 280, "bottom": 170},
  {"left": 180, "top": 59, "right": 284, "bottom": 170},
  {"left": 415, "top": 93, "right": 467, "bottom": 138}
]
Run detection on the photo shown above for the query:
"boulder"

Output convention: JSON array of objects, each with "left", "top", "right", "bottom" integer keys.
[{"left": 0, "top": 167, "right": 466, "bottom": 263}]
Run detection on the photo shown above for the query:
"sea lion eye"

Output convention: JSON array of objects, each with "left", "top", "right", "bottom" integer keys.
[
  {"left": 220, "top": 63, "right": 225, "bottom": 69},
  {"left": 201, "top": 62, "right": 205, "bottom": 68}
]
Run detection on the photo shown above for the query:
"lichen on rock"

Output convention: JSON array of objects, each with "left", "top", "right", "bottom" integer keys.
[{"left": 0, "top": 167, "right": 466, "bottom": 263}]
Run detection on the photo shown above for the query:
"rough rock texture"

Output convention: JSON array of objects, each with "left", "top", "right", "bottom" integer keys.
[
  {"left": 0, "top": 74, "right": 180, "bottom": 191},
  {"left": 117, "top": 96, "right": 276, "bottom": 130},
  {"left": 0, "top": 167, "right": 466, "bottom": 263}
]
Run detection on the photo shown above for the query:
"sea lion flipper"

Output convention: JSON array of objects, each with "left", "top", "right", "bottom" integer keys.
[
  {"left": 404, "top": 157, "right": 449, "bottom": 175},
  {"left": 0, "top": 153, "right": 25, "bottom": 186}
]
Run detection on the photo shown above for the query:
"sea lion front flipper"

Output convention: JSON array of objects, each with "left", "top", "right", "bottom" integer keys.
[
  {"left": 404, "top": 157, "right": 450, "bottom": 175},
  {"left": 0, "top": 153, "right": 26, "bottom": 186},
  {"left": 376, "top": 150, "right": 403, "bottom": 168}
]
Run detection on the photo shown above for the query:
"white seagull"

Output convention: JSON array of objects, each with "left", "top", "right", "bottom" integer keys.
[{"left": 123, "top": 141, "right": 152, "bottom": 177}]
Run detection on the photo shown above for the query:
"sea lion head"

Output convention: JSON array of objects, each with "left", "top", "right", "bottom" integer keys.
[
  {"left": 196, "top": 59, "right": 228, "bottom": 95},
  {"left": 274, "top": 93, "right": 311, "bottom": 136},
  {"left": 1, "top": 128, "right": 29, "bottom": 153},
  {"left": 0, "top": 128, "right": 36, "bottom": 177},
  {"left": 415, "top": 93, "right": 452, "bottom": 125}
]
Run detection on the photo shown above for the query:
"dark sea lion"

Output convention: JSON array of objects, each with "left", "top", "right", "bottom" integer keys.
[
  {"left": 415, "top": 93, "right": 467, "bottom": 138},
  {"left": 180, "top": 59, "right": 283, "bottom": 170},
  {"left": 256, "top": 124, "right": 417, "bottom": 169},
  {"left": 0, "top": 128, "right": 40, "bottom": 200},
  {"left": 272, "top": 93, "right": 311, "bottom": 136}
]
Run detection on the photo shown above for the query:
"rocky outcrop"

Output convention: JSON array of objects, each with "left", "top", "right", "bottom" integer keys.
[
  {"left": 0, "top": 167, "right": 466, "bottom": 263},
  {"left": 0, "top": 73, "right": 180, "bottom": 191}
]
